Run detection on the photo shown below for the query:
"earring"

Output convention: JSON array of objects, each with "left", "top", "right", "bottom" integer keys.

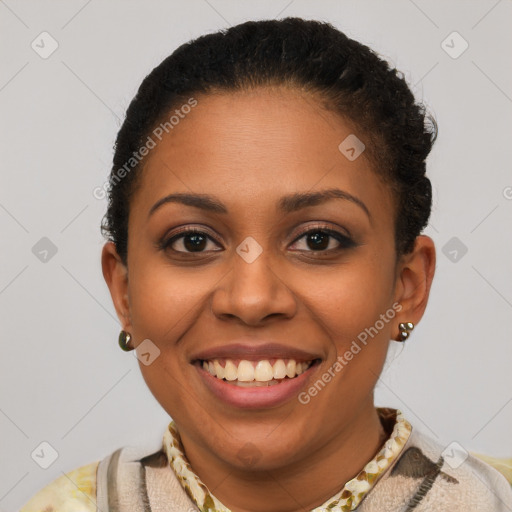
[
  {"left": 119, "top": 330, "right": 134, "bottom": 351},
  {"left": 397, "top": 322, "right": 414, "bottom": 342}
]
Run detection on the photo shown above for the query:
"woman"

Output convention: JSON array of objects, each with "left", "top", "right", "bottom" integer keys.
[{"left": 20, "top": 17, "right": 512, "bottom": 512}]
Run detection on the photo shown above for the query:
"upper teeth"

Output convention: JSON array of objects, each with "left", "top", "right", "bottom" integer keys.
[{"left": 202, "top": 359, "right": 313, "bottom": 382}]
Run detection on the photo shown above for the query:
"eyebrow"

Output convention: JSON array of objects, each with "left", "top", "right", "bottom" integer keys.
[{"left": 148, "top": 188, "right": 371, "bottom": 221}]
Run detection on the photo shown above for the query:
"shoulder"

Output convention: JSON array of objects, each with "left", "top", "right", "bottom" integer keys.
[
  {"left": 363, "top": 426, "right": 512, "bottom": 511},
  {"left": 398, "top": 428, "right": 512, "bottom": 511},
  {"left": 19, "top": 460, "right": 99, "bottom": 512},
  {"left": 470, "top": 453, "right": 512, "bottom": 485}
]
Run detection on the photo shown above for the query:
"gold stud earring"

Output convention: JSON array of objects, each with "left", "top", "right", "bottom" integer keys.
[
  {"left": 397, "top": 322, "right": 414, "bottom": 342},
  {"left": 119, "top": 330, "right": 134, "bottom": 351}
]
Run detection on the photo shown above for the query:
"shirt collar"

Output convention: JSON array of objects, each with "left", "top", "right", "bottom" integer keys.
[{"left": 162, "top": 407, "right": 412, "bottom": 511}]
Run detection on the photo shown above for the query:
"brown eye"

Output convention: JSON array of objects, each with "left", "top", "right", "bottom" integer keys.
[
  {"left": 162, "top": 229, "right": 222, "bottom": 253},
  {"left": 290, "top": 227, "right": 356, "bottom": 252}
]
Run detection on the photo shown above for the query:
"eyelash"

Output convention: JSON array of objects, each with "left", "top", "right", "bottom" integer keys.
[{"left": 159, "top": 224, "right": 357, "bottom": 255}]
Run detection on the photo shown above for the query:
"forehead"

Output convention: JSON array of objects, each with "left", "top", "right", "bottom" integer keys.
[{"left": 130, "top": 87, "right": 395, "bottom": 226}]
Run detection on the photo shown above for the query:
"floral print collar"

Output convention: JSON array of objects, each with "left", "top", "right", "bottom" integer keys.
[{"left": 162, "top": 407, "right": 412, "bottom": 511}]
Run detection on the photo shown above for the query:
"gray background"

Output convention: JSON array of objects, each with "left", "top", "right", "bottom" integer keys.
[{"left": 1, "top": 0, "right": 511, "bottom": 509}]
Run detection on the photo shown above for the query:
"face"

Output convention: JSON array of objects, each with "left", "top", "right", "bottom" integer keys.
[{"left": 103, "top": 86, "right": 435, "bottom": 473}]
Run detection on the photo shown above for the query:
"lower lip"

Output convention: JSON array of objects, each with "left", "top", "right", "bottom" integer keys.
[{"left": 195, "top": 361, "right": 320, "bottom": 409}]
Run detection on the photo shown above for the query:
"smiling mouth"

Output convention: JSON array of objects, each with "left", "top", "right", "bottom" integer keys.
[{"left": 198, "top": 358, "right": 321, "bottom": 387}]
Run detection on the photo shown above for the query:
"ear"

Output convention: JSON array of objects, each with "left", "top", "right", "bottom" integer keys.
[
  {"left": 101, "top": 241, "right": 132, "bottom": 330},
  {"left": 393, "top": 235, "right": 436, "bottom": 337}
]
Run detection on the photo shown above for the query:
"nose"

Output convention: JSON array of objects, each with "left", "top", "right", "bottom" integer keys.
[{"left": 210, "top": 245, "right": 297, "bottom": 326}]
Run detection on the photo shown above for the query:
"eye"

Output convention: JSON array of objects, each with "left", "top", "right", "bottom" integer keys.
[
  {"left": 159, "top": 224, "right": 357, "bottom": 256},
  {"left": 289, "top": 225, "right": 356, "bottom": 252},
  {"left": 160, "top": 228, "right": 222, "bottom": 254}
]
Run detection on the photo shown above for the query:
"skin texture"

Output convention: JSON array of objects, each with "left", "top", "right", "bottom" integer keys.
[{"left": 102, "top": 86, "right": 436, "bottom": 512}]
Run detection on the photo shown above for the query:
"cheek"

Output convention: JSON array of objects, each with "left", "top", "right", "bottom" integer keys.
[
  {"left": 303, "top": 256, "right": 395, "bottom": 403},
  {"left": 125, "top": 260, "right": 208, "bottom": 415},
  {"left": 307, "top": 257, "right": 395, "bottom": 339},
  {"left": 127, "top": 259, "right": 210, "bottom": 341}
]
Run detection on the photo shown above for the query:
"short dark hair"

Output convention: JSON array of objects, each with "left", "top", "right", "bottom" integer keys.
[{"left": 101, "top": 17, "right": 437, "bottom": 266}]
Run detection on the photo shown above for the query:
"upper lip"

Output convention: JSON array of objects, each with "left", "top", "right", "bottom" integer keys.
[{"left": 190, "top": 342, "right": 322, "bottom": 363}]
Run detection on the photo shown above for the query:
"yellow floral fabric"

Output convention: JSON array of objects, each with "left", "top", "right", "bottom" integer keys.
[
  {"left": 19, "top": 460, "right": 98, "bottom": 512},
  {"left": 162, "top": 408, "right": 412, "bottom": 511}
]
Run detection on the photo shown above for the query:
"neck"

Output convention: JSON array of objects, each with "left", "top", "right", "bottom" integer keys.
[{"left": 178, "top": 402, "right": 388, "bottom": 512}]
